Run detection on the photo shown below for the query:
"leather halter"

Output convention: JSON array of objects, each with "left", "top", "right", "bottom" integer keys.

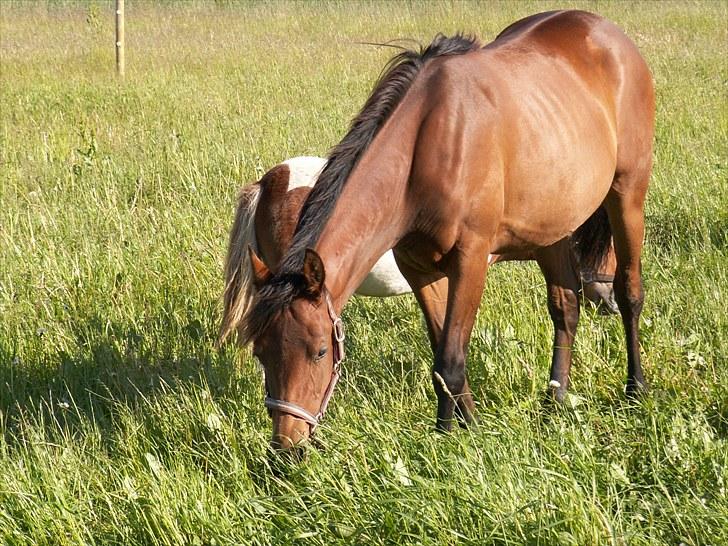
[
  {"left": 264, "top": 290, "right": 345, "bottom": 432},
  {"left": 581, "top": 270, "right": 615, "bottom": 284}
]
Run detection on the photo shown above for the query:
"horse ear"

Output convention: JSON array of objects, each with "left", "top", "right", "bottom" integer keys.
[
  {"left": 302, "top": 248, "right": 325, "bottom": 297},
  {"left": 248, "top": 245, "right": 271, "bottom": 288}
]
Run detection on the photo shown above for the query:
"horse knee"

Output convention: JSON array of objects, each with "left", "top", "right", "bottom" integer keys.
[{"left": 432, "top": 354, "right": 466, "bottom": 396}]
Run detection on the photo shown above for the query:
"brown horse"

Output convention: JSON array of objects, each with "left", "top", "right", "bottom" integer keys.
[
  {"left": 220, "top": 156, "right": 618, "bottom": 348},
  {"left": 228, "top": 11, "right": 654, "bottom": 449}
]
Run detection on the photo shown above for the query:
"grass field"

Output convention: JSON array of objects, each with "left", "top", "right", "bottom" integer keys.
[{"left": 1, "top": 1, "right": 727, "bottom": 544}]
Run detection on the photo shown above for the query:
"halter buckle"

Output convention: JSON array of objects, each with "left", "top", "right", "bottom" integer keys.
[{"left": 332, "top": 316, "right": 345, "bottom": 364}]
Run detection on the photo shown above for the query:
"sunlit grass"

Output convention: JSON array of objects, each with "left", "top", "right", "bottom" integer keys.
[{"left": 1, "top": 1, "right": 726, "bottom": 544}]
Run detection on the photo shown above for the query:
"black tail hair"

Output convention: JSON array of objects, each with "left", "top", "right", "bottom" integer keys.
[{"left": 572, "top": 206, "right": 612, "bottom": 272}]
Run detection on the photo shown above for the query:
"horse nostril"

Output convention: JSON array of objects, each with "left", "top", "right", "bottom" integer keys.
[
  {"left": 270, "top": 436, "right": 288, "bottom": 450},
  {"left": 270, "top": 429, "right": 309, "bottom": 451}
]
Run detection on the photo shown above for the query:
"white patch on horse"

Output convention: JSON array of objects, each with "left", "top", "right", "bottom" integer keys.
[
  {"left": 280, "top": 156, "right": 412, "bottom": 297},
  {"left": 357, "top": 250, "right": 412, "bottom": 296},
  {"left": 549, "top": 380, "right": 561, "bottom": 389},
  {"left": 282, "top": 156, "right": 327, "bottom": 189}
]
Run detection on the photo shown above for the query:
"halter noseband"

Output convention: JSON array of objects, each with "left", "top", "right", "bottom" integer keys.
[
  {"left": 264, "top": 290, "right": 345, "bottom": 432},
  {"left": 580, "top": 270, "right": 615, "bottom": 284}
]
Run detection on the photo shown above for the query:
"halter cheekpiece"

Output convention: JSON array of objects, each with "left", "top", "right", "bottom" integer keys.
[{"left": 264, "top": 290, "right": 345, "bottom": 432}]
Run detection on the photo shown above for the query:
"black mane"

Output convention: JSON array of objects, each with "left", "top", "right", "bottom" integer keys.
[{"left": 242, "top": 34, "right": 480, "bottom": 343}]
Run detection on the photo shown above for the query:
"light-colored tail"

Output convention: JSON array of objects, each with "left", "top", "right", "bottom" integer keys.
[{"left": 219, "top": 183, "right": 262, "bottom": 346}]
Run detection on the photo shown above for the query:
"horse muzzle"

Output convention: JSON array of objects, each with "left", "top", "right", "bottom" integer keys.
[{"left": 270, "top": 412, "right": 313, "bottom": 450}]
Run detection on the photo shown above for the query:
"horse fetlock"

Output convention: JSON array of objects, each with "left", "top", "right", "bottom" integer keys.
[
  {"left": 455, "top": 397, "right": 478, "bottom": 429},
  {"left": 433, "top": 369, "right": 476, "bottom": 431},
  {"left": 435, "top": 418, "right": 455, "bottom": 433},
  {"left": 547, "top": 379, "right": 569, "bottom": 404},
  {"left": 435, "top": 397, "right": 456, "bottom": 433}
]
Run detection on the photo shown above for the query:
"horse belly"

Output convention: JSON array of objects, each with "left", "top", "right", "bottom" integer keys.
[{"left": 494, "top": 81, "right": 617, "bottom": 251}]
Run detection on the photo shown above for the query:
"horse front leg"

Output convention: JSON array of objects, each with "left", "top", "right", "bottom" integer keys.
[
  {"left": 394, "top": 257, "right": 474, "bottom": 428},
  {"left": 427, "top": 243, "right": 489, "bottom": 432},
  {"left": 535, "top": 239, "right": 581, "bottom": 403}
]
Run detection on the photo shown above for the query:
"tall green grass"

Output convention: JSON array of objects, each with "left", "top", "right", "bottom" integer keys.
[{"left": 1, "top": 1, "right": 726, "bottom": 544}]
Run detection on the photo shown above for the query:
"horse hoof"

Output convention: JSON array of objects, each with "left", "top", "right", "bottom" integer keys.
[
  {"left": 435, "top": 418, "right": 454, "bottom": 433},
  {"left": 546, "top": 380, "right": 568, "bottom": 404},
  {"left": 457, "top": 413, "right": 479, "bottom": 430},
  {"left": 625, "top": 378, "right": 650, "bottom": 399}
]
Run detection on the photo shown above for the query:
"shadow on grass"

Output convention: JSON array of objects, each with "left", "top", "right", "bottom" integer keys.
[{"left": 0, "top": 303, "right": 250, "bottom": 451}]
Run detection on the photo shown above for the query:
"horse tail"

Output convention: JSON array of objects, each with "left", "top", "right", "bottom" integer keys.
[
  {"left": 572, "top": 205, "right": 612, "bottom": 273},
  {"left": 219, "top": 183, "right": 262, "bottom": 346}
]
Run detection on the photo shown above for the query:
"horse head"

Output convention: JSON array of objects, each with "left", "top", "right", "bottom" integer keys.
[{"left": 247, "top": 247, "right": 343, "bottom": 450}]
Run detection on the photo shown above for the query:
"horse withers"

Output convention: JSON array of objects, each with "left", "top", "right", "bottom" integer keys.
[{"left": 225, "top": 11, "right": 654, "bottom": 450}]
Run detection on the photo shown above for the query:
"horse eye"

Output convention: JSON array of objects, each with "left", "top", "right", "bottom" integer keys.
[{"left": 314, "top": 346, "right": 328, "bottom": 361}]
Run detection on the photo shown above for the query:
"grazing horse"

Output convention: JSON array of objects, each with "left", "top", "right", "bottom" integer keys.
[
  {"left": 226, "top": 11, "right": 654, "bottom": 450},
  {"left": 220, "top": 156, "right": 617, "bottom": 346}
]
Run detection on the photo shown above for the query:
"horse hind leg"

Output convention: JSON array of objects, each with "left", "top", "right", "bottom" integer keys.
[
  {"left": 603, "top": 172, "right": 650, "bottom": 397},
  {"left": 604, "top": 40, "right": 654, "bottom": 397},
  {"left": 534, "top": 239, "right": 581, "bottom": 403}
]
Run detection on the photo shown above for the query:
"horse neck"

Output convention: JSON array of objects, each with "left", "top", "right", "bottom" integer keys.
[{"left": 315, "top": 102, "right": 423, "bottom": 310}]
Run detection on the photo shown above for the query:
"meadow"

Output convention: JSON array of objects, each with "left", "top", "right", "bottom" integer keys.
[{"left": 1, "top": 1, "right": 726, "bottom": 544}]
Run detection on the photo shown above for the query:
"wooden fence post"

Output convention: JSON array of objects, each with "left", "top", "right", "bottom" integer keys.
[{"left": 115, "top": 0, "right": 125, "bottom": 77}]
